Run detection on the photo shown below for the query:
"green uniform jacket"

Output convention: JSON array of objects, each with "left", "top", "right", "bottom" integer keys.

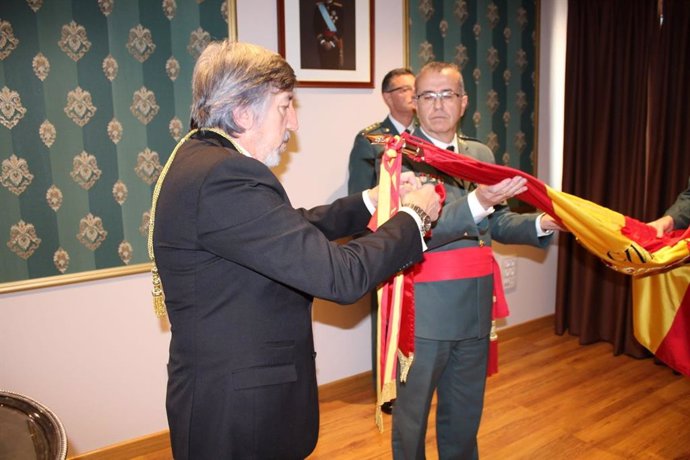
[
  {"left": 347, "top": 117, "right": 399, "bottom": 194},
  {"left": 407, "top": 129, "right": 553, "bottom": 340},
  {"left": 667, "top": 177, "right": 690, "bottom": 229}
]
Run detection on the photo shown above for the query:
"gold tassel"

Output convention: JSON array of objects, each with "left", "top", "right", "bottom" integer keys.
[
  {"left": 397, "top": 350, "right": 414, "bottom": 383},
  {"left": 151, "top": 264, "right": 166, "bottom": 317},
  {"left": 375, "top": 380, "right": 397, "bottom": 432},
  {"left": 147, "top": 130, "right": 201, "bottom": 318},
  {"left": 375, "top": 405, "right": 383, "bottom": 432}
]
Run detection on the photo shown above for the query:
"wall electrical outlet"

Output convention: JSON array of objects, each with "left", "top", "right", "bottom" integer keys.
[{"left": 500, "top": 255, "right": 518, "bottom": 291}]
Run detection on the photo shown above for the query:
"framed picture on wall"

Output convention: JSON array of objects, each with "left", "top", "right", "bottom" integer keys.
[{"left": 277, "top": 0, "right": 375, "bottom": 88}]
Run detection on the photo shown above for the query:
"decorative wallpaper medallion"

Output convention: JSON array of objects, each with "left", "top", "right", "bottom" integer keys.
[
  {"left": 98, "top": 0, "right": 114, "bottom": 16},
  {"left": 112, "top": 180, "right": 128, "bottom": 205},
  {"left": 139, "top": 211, "right": 151, "bottom": 237},
  {"left": 0, "top": 20, "right": 19, "bottom": 60},
  {"left": 130, "top": 87, "right": 159, "bottom": 125},
  {"left": 1, "top": 154, "right": 34, "bottom": 196},
  {"left": 39, "top": 120, "right": 56, "bottom": 147},
  {"left": 169, "top": 117, "right": 183, "bottom": 140},
  {"left": 187, "top": 27, "right": 211, "bottom": 59},
  {"left": 32, "top": 53, "right": 50, "bottom": 81},
  {"left": 53, "top": 247, "right": 70, "bottom": 273},
  {"left": 27, "top": 0, "right": 44, "bottom": 12},
  {"left": 127, "top": 25, "right": 156, "bottom": 63},
  {"left": 107, "top": 118, "right": 123, "bottom": 144},
  {"left": 0, "top": 86, "right": 27, "bottom": 129},
  {"left": 166, "top": 56, "right": 180, "bottom": 81},
  {"left": 58, "top": 21, "right": 91, "bottom": 62},
  {"left": 7, "top": 220, "right": 41, "bottom": 260},
  {"left": 163, "top": 0, "right": 177, "bottom": 20},
  {"left": 134, "top": 148, "right": 163, "bottom": 185},
  {"left": 70, "top": 151, "right": 102, "bottom": 190},
  {"left": 46, "top": 185, "right": 63, "bottom": 212},
  {"left": 77, "top": 213, "right": 108, "bottom": 251},
  {"left": 118, "top": 241, "right": 133, "bottom": 264},
  {"left": 64, "top": 87, "right": 97, "bottom": 127},
  {"left": 102, "top": 54, "right": 118, "bottom": 81}
]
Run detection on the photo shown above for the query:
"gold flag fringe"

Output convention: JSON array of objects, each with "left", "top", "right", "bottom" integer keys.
[
  {"left": 397, "top": 350, "right": 414, "bottom": 383},
  {"left": 375, "top": 380, "right": 397, "bottom": 432}
]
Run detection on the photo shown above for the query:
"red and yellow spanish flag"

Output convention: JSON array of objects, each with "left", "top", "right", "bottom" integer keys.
[
  {"left": 366, "top": 136, "right": 411, "bottom": 431},
  {"left": 371, "top": 132, "right": 690, "bottom": 416},
  {"left": 632, "top": 265, "right": 690, "bottom": 376}
]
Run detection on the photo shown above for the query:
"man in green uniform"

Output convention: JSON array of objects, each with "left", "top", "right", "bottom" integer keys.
[{"left": 391, "top": 61, "right": 562, "bottom": 459}]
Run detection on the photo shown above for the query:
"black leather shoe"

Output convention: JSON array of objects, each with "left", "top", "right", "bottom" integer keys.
[{"left": 381, "top": 400, "right": 394, "bottom": 415}]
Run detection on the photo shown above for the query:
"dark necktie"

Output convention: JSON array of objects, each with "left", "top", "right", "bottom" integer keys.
[{"left": 446, "top": 145, "right": 455, "bottom": 152}]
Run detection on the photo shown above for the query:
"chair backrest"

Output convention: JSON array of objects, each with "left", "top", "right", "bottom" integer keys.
[{"left": 0, "top": 390, "right": 67, "bottom": 460}]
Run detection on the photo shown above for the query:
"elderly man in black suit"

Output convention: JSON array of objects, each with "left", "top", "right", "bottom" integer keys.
[{"left": 151, "top": 40, "right": 441, "bottom": 459}]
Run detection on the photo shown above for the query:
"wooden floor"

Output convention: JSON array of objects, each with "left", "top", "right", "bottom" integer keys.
[{"left": 99, "top": 318, "right": 690, "bottom": 459}]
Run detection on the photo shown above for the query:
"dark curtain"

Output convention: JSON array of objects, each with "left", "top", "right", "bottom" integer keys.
[
  {"left": 645, "top": 0, "right": 690, "bottom": 219},
  {"left": 555, "top": 0, "right": 658, "bottom": 357}
]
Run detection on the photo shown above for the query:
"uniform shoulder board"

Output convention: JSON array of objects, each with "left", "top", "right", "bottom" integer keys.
[
  {"left": 360, "top": 122, "right": 388, "bottom": 135},
  {"left": 459, "top": 134, "right": 481, "bottom": 142}
]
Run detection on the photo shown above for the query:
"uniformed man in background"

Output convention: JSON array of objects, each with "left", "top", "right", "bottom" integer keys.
[{"left": 348, "top": 68, "right": 416, "bottom": 194}]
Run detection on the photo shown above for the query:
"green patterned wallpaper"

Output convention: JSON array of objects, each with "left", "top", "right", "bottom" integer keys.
[
  {"left": 406, "top": 0, "right": 537, "bottom": 177},
  {"left": 0, "top": 0, "right": 228, "bottom": 286}
]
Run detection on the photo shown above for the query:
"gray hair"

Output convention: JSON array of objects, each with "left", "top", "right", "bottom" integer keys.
[
  {"left": 417, "top": 61, "right": 465, "bottom": 95},
  {"left": 190, "top": 40, "right": 296, "bottom": 135}
]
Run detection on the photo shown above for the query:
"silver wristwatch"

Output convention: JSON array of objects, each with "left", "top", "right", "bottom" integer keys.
[{"left": 405, "top": 204, "right": 432, "bottom": 234}]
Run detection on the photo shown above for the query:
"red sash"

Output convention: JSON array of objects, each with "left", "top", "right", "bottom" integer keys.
[{"left": 412, "top": 245, "right": 509, "bottom": 375}]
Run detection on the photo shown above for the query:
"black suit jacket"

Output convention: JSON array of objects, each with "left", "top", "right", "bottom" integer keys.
[{"left": 153, "top": 131, "right": 422, "bottom": 459}]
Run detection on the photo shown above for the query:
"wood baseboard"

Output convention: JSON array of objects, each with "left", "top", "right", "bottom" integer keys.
[
  {"left": 70, "top": 315, "right": 555, "bottom": 459},
  {"left": 497, "top": 314, "right": 554, "bottom": 341},
  {"left": 69, "top": 430, "right": 170, "bottom": 460}
]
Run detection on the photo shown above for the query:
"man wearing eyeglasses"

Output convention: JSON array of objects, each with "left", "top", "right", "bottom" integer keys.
[
  {"left": 391, "top": 61, "right": 562, "bottom": 459},
  {"left": 348, "top": 67, "right": 416, "bottom": 194}
]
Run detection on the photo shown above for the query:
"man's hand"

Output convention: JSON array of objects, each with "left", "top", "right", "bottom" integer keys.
[
  {"left": 400, "top": 171, "right": 423, "bottom": 197},
  {"left": 402, "top": 183, "right": 441, "bottom": 221},
  {"left": 540, "top": 214, "right": 567, "bottom": 232},
  {"left": 475, "top": 176, "right": 527, "bottom": 209},
  {"left": 647, "top": 215, "right": 674, "bottom": 238},
  {"left": 367, "top": 171, "right": 422, "bottom": 208}
]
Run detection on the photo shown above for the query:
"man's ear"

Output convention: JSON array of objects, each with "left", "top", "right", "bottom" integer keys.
[
  {"left": 233, "top": 106, "right": 254, "bottom": 131},
  {"left": 382, "top": 92, "right": 393, "bottom": 108}
]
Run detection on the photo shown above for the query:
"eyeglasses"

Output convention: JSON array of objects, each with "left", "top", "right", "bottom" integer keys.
[
  {"left": 415, "top": 90, "right": 463, "bottom": 104},
  {"left": 384, "top": 85, "right": 414, "bottom": 94}
]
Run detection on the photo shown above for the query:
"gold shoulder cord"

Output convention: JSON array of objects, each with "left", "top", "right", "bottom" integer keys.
[
  {"left": 147, "top": 129, "right": 198, "bottom": 317},
  {"left": 147, "top": 127, "right": 241, "bottom": 317}
]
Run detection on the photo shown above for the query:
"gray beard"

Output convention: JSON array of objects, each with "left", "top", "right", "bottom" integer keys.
[{"left": 264, "top": 149, "right": 281, "bottom": 168}]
